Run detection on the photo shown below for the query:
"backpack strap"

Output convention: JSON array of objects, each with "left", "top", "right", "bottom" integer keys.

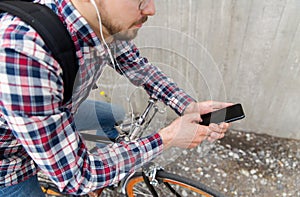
[{"left": 0, "top": 1, "right": 78, "bottom": 104}]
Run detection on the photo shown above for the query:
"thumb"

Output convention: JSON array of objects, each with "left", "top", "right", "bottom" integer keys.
[{"left": 184, "top": 113, "right": 202, "bottom": 123}]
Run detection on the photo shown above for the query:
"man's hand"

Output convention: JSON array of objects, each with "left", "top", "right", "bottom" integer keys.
[{"left": 158, "top": 113, "right": 230, "bottom": 149}]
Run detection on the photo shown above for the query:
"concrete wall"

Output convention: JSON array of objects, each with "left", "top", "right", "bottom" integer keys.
[{"left": 97, "top": 0, "right": 300, "bottom": 139}]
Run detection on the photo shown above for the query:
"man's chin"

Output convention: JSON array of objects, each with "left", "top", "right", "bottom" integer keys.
[{"left": 113, "top": 29, "right": 139, "bottom": 41}]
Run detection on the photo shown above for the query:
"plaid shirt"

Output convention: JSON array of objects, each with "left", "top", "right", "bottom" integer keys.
[{"left": 0, "top": 0, "right": 195, "bottom": 195}]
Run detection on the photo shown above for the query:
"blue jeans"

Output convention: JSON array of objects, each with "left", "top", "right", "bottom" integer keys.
[
  {"left": 0, "top": 175, "right": 44, "bottom": 197},
  {"left": 74, "top": 100, "right": 125, "bottom": 142}
]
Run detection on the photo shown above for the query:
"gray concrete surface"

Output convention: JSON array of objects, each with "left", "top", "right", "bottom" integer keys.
[{"left": 96, "top": 0, "right": 300, "bottom": 139}]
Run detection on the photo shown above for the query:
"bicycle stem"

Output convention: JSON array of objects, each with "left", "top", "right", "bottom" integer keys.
[{"left": 128, "top": 98, "right": 157, "bottom": 140}]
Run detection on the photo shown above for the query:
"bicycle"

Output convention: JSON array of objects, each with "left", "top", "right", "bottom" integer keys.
[{"left": 38, "top": 98, "right": 225, "bottom": 197}]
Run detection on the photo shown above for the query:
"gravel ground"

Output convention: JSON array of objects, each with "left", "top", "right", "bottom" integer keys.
[
  {"left": 161, "top": 129, "right": 300, "bottom": 197},
  {"left": 100, "top": 129, "right": 300, "bottom": 197}
]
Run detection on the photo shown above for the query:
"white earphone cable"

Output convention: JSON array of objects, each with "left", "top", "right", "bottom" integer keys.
[
  {"left": 90, "top": 0, "right": 117, "bottom": 70},
  {"left": 90, "top": 0, "right": 133, "bottom": 115}
]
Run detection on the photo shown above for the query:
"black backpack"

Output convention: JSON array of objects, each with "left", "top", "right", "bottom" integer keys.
[{"left": 0, "top": 0, "right": 78, "bottom": 104}]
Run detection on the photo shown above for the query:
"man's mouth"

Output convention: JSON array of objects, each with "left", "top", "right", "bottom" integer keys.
[
  {"left": 135, "top": 23, "right": 143, "bottom": 28},
  {"left": 133, "top": 17, "right": 148, "bottom": 28}
]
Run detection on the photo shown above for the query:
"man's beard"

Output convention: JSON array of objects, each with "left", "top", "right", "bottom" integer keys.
[{"left": 101, "top": 16, "right": 148, "bottom": 41}]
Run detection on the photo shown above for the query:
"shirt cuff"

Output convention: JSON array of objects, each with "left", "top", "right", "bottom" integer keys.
[
  {"left": 139, "top": 133, "right": 164, "bottom": 162},
  {"left": 169, "top": 93, "right": 196, "bottom": 115}
]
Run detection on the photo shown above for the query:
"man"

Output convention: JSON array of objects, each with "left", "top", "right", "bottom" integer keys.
[{"left": 0, "top": 0, "right": 231, "bottom": 196}]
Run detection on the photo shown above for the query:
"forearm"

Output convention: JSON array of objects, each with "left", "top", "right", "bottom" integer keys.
[
  {"left": 111, "top": 40, "right": 196, "bottom": 115},
  {"left": 60, "top": 133, "right": 163, "bottom": 194},
  {"left": 3, "top": 106, "right": 163, "bottom": 194}
]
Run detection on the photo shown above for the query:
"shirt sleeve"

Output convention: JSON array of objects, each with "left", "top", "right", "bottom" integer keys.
[
  {"left": 0, "top": 18, "right": 163, "bottom": 195},
  {"left": 110, "top": 40, "right": 196, "bottom": 115}
]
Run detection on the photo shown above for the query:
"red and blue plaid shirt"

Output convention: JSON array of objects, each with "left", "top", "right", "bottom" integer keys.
[{"left": 0, "top": 0, "right": 194, "bottom": 194}]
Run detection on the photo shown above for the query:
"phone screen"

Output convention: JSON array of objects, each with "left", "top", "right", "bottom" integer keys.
[{"left": 199, "top": 104, "right": 245, "bottom": 126}]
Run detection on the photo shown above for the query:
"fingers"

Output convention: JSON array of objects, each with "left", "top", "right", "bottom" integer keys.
[
  {"left": 186, "top": 125, "right": 213, "bottom": 148},
  {"left": 208, "top": 131, "right": 224, "bottom": 139},
  {"left": 159, "top": 113, "right": 231, "bottom": 149},
  {"left": 209, "top": 122, "right": 230, "bottom": 133},
  {"left": 181, "top": 118, "right": 229, "bottom": 148},
  {"left": 206, "top": 122, "right": 230, "bottom": 142}
]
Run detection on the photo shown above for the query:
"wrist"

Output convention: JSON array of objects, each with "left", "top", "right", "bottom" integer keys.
[
  {"left": 158, "top": 127, "right": 173, "bottom": 150},
  {"left": 183, "top": 101, "right": 197, "bottom": 115}
]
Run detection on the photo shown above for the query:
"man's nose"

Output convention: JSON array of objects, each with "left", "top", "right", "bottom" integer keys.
[{"left": 141, "top": 0, "right": 155, "bottom": 16}]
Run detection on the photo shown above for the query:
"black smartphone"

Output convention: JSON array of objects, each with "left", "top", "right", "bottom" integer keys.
[{"left": 199, "top": 104, "right": 245, "bottom": 126}]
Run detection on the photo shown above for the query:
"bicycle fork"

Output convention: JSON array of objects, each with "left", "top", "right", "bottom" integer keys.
[
  {"left": 120, "top": 163, "right": 163, "bottom": 197},
  {"left": 142, "top": 164, "right": 181, "bottom": 197},
  {"left": 139, "top": 163, "right": 183, "bottom": 197}
]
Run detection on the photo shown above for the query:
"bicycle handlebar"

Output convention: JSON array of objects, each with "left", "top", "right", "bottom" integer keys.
[{"left": 115, "top": 98, "right": 158, "bottom": 141}]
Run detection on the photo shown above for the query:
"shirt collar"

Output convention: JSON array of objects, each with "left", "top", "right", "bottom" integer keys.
[{"left": 38, "top": 0, "right": 105, "bottom": 52}]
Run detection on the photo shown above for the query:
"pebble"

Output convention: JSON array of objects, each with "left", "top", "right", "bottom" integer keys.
[
  {"left": 204, "top": 174, "right": 211, "bottom": 178},
  {"left": 250, "top": 169, "right": 257, "bottom": 174},
  {"left": 181, "top": 190, "right": 188, "bottom": 197},
  {"left": 240, "top": 169, "right": 250, "bottom": 177},
  {"left": 276, "top": 173, "right": 283, "bottom": 178},
  {"left": 238, "top": 149, "right": 246, "bottom": 156},
  {"left": 229, "top": 151, "right": 240, "bottom": 159},
  {"left": 181, "top": 167, "right": 188, "bottom": 171},
  {"left": 260, "top": 178, "right": 268, "bottom": 185},
  {"left": 246, "top": 133, "right": 252, "bottom": 141},
  {"left": 292, "top": 162, "right": 298, "bottom": 168},
  {"left": 225, "top": 144, "right": 231, "bottom": 149}
]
